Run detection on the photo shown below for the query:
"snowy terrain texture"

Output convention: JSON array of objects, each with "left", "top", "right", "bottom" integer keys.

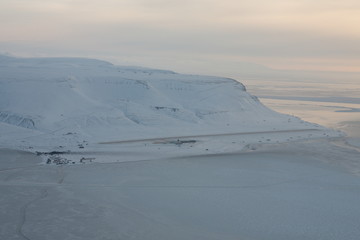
[
  {"left": 0, "top": 55, "right": 327, "bottom": 150},
  {"left": 1, "top": 55, "right": 359, "bottom": 240}
]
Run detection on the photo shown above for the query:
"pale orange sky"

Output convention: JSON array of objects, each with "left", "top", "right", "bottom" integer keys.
[{"left": 1, "top": 0, "right": 360, "bottom": 74}]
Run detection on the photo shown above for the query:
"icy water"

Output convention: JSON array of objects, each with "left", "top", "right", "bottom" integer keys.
[{"left": 245, "top": 78, "right": 360, "bottom": 138}]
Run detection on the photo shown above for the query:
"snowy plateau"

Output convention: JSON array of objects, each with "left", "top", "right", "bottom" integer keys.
[
  {"left": 1, "top": 55, "right": 360, "bottom": 240},
  {"left": 0, "top": 55, "right": 337, "bottom": 157}
]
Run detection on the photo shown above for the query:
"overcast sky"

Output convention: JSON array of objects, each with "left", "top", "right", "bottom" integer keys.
[{"left": 1, "top": 0, "right": 360, "bottom": 76}]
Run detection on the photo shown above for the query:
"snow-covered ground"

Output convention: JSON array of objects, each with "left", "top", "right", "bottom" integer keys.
[
  {"left": 1, "top": 56, "right": 359, "bottom": 239},
  {"left": 1, "top": 139, "right": 360, "bottom": 240}
]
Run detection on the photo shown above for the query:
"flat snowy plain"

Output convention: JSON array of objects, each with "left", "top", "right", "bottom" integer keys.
[{"left": 1, "top": 56, "right": 359, "bottom": 239}]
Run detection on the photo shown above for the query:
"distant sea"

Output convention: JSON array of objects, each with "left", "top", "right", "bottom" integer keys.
[{"left": 245, "top": 79, "right": 360, "bottom": 138}]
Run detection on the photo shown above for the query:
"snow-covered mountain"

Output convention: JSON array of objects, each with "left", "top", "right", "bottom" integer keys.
[
  {"left": 0, "top": 55, "right": 323, "bottom": 149},
  {"left": 1, "top": 56, "right": 358, "bottom": 240}
]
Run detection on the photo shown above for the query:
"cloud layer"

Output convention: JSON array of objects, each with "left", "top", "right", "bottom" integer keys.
[{"left": 1, "top": 0, "right": 360, "bottom": 73}]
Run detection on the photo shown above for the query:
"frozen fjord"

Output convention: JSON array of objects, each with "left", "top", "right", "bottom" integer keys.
[{"left": 1, "top": 141, "right": 360, "bottom": 240}]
